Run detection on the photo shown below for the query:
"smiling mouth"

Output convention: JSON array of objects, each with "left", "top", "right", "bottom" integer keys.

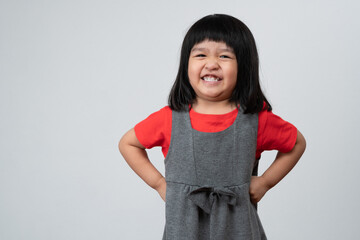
[{"left": 201, "top": 76, "right": 222, "bottom": 82}]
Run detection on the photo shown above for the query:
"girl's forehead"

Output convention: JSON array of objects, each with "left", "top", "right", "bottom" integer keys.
[{"left": 191, "top": 40, "right": 234, "bottom": 52}]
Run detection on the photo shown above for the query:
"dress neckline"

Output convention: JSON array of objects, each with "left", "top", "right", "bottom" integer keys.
[
  {"left": 187, "top": 105, "right": 243, "bottom": 134},
  {"left": 189, "top": 106, "right": 238, "bottom": 117}
]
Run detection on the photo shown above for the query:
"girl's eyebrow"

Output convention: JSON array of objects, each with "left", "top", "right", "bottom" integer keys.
[{"left": 191, "top": 47, "right": 235, "bottom": 53}]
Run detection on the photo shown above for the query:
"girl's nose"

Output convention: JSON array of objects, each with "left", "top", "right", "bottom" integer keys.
[{"left": 205, "top": 59, "right": 219, "bottom": 70}]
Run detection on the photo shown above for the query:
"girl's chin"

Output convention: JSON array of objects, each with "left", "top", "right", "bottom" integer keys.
[{"left": 197, "top": 92, "right": 225, "bottom": 100}]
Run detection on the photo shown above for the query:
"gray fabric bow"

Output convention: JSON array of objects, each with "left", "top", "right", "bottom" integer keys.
[{"left": 186, "top": 186, "right": 238, "bottom": 214}]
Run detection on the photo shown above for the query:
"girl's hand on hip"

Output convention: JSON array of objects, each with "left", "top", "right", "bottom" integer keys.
[
  {"left": 155, "top": 177, "right": 167, "bottom": 202},
  {"left": 249, "top": 176, "right": 270, "bottom": 204}
]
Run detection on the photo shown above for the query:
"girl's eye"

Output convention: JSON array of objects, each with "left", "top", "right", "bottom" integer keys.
[
  {"left": 195, "top": 54, "right": 206, "bottom": 57},
  {"left": 220, "top": 55, "right": 231, "bottom": 59}
]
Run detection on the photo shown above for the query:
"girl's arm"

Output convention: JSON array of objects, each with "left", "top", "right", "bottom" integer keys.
[
  {"left": 249, "top": 129, "right": 306, "bottom": 203},
  {"left": 118, "top": 128, "right": 166, "bottom": 201}
]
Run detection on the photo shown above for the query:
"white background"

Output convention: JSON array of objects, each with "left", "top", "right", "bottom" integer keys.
[{"left": 1, "top": 0, "right": 359, "bottom": 239}]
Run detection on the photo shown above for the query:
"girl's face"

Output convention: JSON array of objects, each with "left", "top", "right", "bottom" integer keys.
[{"left": 188, "top": 40, "right": 238, "bottom": 104}]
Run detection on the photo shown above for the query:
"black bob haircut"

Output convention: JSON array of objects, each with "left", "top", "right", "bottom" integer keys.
[{"left": 168, "top": 14, "right": 272, "bottom": 114}]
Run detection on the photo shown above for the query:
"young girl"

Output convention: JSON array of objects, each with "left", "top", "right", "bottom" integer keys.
[{"left": 119, "top": 14, "right": 306, "bottom": 240}]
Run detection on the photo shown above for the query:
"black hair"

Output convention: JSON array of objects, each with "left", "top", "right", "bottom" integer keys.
[{"left": 168, "top": 14, "right": 272, "bottom": 114}]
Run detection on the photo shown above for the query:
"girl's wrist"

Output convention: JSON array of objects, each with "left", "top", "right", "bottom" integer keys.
[
  {"left": 259, "top": 175, "right": 273, "bottom": 191},
  {"left": 154, "top": 176, "right": 166, "bottom": 191}
]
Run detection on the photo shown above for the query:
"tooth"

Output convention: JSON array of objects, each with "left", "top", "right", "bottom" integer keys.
[{"left": 204, "top": 77, "right": 219, "bottom": 82}]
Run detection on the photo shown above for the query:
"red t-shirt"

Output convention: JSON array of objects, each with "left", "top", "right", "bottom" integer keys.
[{"left": 134, "top": 104, "right": 297, "bottom": 160}]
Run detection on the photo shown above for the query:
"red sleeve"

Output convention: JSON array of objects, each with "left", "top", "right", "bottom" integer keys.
[
  {"left": 134, "top": 106, "right": 172, "bottom": 151},
  {"left": 257, "top": 110, "right": 298, "bottom": 155}
]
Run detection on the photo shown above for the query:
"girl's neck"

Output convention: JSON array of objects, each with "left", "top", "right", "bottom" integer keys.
[{"left": 191, "top": 99, "right": 238, "bottom": 115}]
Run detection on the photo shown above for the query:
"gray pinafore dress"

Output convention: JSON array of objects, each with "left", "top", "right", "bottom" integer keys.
[{"left": 162, "top": 106, "right": 267, "bottom": 240}]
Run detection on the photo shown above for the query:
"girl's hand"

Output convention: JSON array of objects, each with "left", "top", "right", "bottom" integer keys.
[
  {"left": 249, "top": 176, "right": 270, "bottom": 204},
  {"left": 155, "top": 177, "right": 167, "bottom": 202}
]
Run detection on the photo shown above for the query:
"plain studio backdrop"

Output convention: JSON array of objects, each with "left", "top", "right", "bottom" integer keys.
[{"left": 1, "top": 0, "right": 359, "bottom": 239}]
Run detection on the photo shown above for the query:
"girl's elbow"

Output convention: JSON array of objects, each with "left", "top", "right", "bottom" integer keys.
[
  {"left": 295, "top": 129, "right": 306, "bottom": 153},
  {"left": 118, "top": 131, "right": 132, "bottom": 155},
  {"left": 118, "top": 128, "right": 145, "bottom": 154},
  {"left": 118, "top": 135, "right": 127, "bottom": 154}
]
